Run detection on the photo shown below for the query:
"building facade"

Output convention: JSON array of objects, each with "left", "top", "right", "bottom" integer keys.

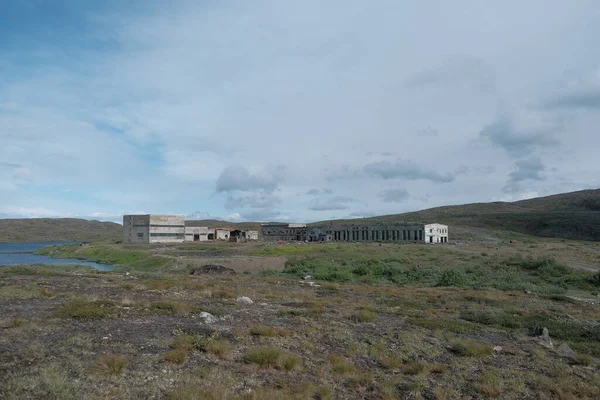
[
  {"left": 260, "top": 223, "right": 308, "bottom": 241},
  {"left": 261, "top": 222, "right": 448, "bottom": 243},
  {"left": 185, "top": 226, "right": 209, "bottom": 242},
  {"left": 123, "top": 215, "right": 186, "bottom": 244}
]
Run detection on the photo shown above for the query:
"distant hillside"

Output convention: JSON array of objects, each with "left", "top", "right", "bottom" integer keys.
[
  {"left": 314, "top": 189, "right": 600, "bottom": 241},
  {"left": 0, "top": 218, "right": 122, "bottom": 243}
]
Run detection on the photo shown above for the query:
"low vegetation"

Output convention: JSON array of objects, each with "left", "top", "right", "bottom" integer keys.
[{"left": 2, "top": 226, "right": 600, "bottom": 399}]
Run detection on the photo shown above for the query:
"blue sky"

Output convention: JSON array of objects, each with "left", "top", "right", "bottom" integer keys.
[{"left": 1, "top": 0, "right": 599, "bottom": 223}]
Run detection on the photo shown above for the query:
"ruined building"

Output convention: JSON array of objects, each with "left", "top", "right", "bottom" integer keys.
[
  {"left": 261, "top": 222, "right": 448, "bottom": 243},
  {"left": 123, "top": 214, "right": 186, "bottom": 244}
]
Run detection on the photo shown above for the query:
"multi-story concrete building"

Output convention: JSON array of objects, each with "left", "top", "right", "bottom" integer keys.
[
  {"left": 123, "top": 215, "right": 186, "bottom": 244},
  {"left": 261, "top": 222, "right": 448, "bottom": 243}
]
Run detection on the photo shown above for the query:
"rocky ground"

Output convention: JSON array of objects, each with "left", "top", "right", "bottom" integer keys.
[{"left": 1, "top": 262, "right": 599, "bottom": 399}]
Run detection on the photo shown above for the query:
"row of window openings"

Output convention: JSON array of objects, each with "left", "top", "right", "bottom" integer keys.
[
  {"left": 137, "top": 233, "right": 185, "bottom": 238},
  {"left": 330, "top": 230, "right": 424, "bottom": 241},
  {"left": 430, "top": 228, "right": 448, "bottom": 233}
]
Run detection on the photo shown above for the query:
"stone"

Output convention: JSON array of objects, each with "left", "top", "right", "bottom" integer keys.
[
  {"left": 236, "top": 296, "right": 254, "bottom": 305},
  {"left": 199, "top": 311, "right": 217, "bottom": 324},
  {"left": 538, "top": 327, "right": 553, "bottom": 349},
  {"left": 493, "top": 346, "right": 503, "bottom": 353},
  {"left": 556, "top": 342, "right": 574, "bottom": 358},
  {"left": 303, "top": 275, "right": 312, "bottom": 280}
]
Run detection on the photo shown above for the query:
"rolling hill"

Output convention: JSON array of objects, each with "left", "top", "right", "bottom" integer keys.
[
  {"left": 313, "top": 189, "right": 600, "bottom": 241},
  {"left": 0, "top": 218, "right": 122, "bottom": 243}
]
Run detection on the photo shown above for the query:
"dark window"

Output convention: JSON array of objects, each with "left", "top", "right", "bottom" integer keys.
[{"left": 137, "top": 233, "right": 144, "bottom": 238}]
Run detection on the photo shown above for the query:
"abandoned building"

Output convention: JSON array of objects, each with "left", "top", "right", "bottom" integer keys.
[
  {"left": 124, "top": 215, "right": 260, "bottom": 244},
  {"left": 184, "top": 226, "right": 209, "bottom": 242},
  {"left": 261, "top": 222, "right": 449, "bottom": 243},
  {"left": 260, "top": 223, "right": 308, "bottom": 241},
  {"left": 123, "top": 214, "right": 186, "bottom": 244}
]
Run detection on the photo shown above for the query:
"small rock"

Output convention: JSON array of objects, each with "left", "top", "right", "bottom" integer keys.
[
  {"left": 493, "top": 346, "right": 503, "bottom": 353},
  {"left": 523, "top": 290, "right": 531, "bottom": 294},
  {"left": 303, "top": 275, "right": 312, "bottom": 280},
  {"left": 199, "top": 311, "right": 217, "bottom": 323},
  {"left": 556, "top": 342, "right": 574, "bottom": 358},
  {"left": 236, "top": 296, "right": 254, "bottom": 305}
]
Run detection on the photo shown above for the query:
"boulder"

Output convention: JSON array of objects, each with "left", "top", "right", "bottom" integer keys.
[
  {"left": 538, "top": 327, "right": 553, "bottom": 349},
  {"left": 236, "top": 296, "right": 254, "bottom": 305},
  {"left": 556, "top": 342, "right": 574, "bottom": 358},
  {"left": 199, "top": 311, "right": 217, "bottom": 324}
]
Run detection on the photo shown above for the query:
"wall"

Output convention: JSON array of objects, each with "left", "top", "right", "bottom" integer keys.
[
  {"left": 261, "top": 224, "right": 308, "bottom": 241},
  {"left": 424, "top": 223, "right": 449, "bottom": 243},
  {"left": 216, "top": 229, "right": 231, "bottom": 241},
  {"left": 324, "top": 224, "right": 427, "bottom": 243},
  {"left": 123, "top": 215, "right": 150, "bottom": 244},
  {"left": 185, "top": 226, "right": 209, "bottom": 242},
  {"left": 246, "top": 230, "right": 259, "bottom": 240},
  {"left": 146, "top": 215, "right": 185, "bottom": 243}
]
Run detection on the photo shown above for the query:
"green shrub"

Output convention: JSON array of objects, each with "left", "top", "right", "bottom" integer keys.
[{"left": 436, "top": 269, "right": 466, "bottom": 287}]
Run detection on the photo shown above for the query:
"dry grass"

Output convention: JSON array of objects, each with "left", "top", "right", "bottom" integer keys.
[
  {"left": 205, "top": 339, "right": 232, "bottom": 360},
  {"left": 249, "top": 324, "right": 292, "bottom": 337},
  {"left": 165, "top": 348, "right": 188, "bottom": 364},
  {"left": 93, "top": 354, "right": 127, "bottom": 376},
  {"left": 327, "top": 354, "right": 356, "bottom": 375},
  {"left": 244, "top": 346, "right": 281, "bottom": 368},
  {"left": 352, "top": 308, "right": 377, "bottom": 323},
  {"left": 450, "top": 338, "right": 494, "bottom": 357}
]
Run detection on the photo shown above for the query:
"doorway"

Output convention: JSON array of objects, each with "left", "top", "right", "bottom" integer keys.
[{"left": 193, "top": 234, "right": 200, "bottom": 242}]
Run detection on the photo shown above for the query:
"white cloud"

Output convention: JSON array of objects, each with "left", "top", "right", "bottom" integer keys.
[{"left": 1, "top": 1, "right": 600, "bottom": 221}]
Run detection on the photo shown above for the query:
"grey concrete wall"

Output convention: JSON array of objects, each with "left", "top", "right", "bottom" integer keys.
[
  {"left": 216, "top": 229, "right": 230, "bottom": 240},
  {"left": 148, "top": 215, "right": 185, "bottom": 243},
  {"left": 324, "top": 224, "right": 426, "bottom": 243},
  {"left": 123, "top": 215, "right": 150, "bottom": 244}
]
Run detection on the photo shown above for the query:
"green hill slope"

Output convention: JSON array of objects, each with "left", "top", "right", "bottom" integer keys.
[
  {"left": 314, "top": 189, "right": 600, "bottom": 241},
  {"left": 0, "top": 218, "right": 122, "bottom": 243}
]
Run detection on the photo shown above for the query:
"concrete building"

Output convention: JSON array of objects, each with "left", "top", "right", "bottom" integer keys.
[
  {"left": 261, "top": 222, "right": 448, "bottom": 243},
  {"left": 185, "top": 226, "right": 209, "bottom": 242},
  {"left": 123, "top": 215, "right": 185, "bottom": 244},
  {"left": 215, "top": 228, "right": 232, "bottom": 241},
  {"left": 425, "top": 223, "right": 449, "bottom": 243},
  {"left": 260, "top": 223, "right": 308, "bottom": 241}
]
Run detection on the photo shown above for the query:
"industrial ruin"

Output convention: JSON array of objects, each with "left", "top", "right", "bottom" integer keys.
[
  {"left": 260, "top": 222, "right": 449, "bottom": 244},
  {"left": 123, "top": 215, "right": 448, "bottom": 245},
  {"left": 122, "top": 215, "right": 258, "bottom": 244}
]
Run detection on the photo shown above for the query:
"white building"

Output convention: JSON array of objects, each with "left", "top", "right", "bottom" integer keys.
[
  {"left": 424, "top": 223, "right": 449, "bottom": 243},
  {"left": 123, "top": 215, "right": 185, "bottom": 244}
]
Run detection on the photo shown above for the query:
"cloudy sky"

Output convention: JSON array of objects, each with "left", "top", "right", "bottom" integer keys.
[{"left": 1, "top": 0, "right": 599, "bottom": 223}]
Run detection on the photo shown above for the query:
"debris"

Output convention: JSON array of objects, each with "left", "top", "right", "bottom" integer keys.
[
  {"left": 190, "top": 265, "right": 236, "bottom": 275},
  {"left": 300, "top": 281, "right": 321, "bottom": 288},
  {"left": 199, "top": 311, "right": 217, "bottom": 324},
  {"left": 493, "top": 346, "right": 503, "bottom": 353},
  {"left": 236, "top": 296, "right": 254, "bottom": 305},
  {"left": 303, "top": 275, "right": 312, "bottom": 280}
]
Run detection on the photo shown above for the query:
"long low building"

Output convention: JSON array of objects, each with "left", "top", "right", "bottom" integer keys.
[
  {"left": 261, "top": 222, "right": 448, "bottom": 243},
  {"left": 124, "top": 214, "right": 259, "bottom": 244}
]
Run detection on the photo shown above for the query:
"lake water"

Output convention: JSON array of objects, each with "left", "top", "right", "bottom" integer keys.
[{"left": 0, "top": 242, "right": 113, "bottom": 271}]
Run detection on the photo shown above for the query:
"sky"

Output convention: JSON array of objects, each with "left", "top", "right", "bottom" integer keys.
[{"left": 1, "top": 0, "right": 599, "bottom": 224}]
